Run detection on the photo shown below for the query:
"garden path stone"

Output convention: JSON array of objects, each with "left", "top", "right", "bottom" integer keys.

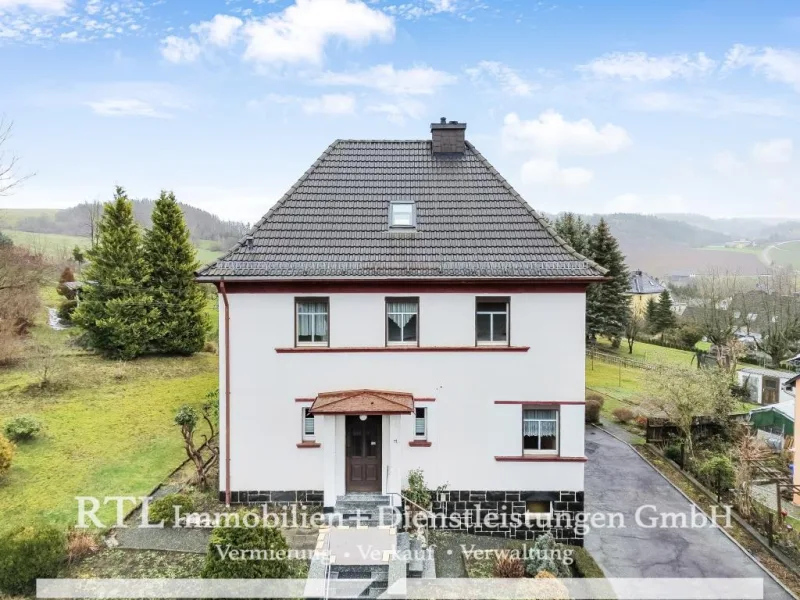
[{"left": 585, "top": 426, "right": 793, "bottom": 599}]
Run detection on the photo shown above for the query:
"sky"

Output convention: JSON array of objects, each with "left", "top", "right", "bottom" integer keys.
[{"left": 1, "top": 0, "right": 799, "bottom": 224}]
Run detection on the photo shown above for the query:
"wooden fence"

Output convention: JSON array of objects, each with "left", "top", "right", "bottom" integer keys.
[{"left": 585, "top": 347, "right": 654, "bottom": 370}]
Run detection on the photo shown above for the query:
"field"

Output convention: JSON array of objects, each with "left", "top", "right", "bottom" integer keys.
[
  {"left": 0, "top": 287, "right": 217, "bottom": 534},
  {"left": 2, "top": 229, "right": 225, "bottom": 266},
  {"left": 769, "top": 240, "right": 800, "bottom": 269},
  {"left": 0, "top": 208, "right": 61, "bottom": 227}
]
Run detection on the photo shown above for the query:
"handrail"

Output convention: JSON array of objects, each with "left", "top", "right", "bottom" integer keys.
[
  {"left": 322, "top": 526, "right": 333, "bottom": 600},
  {"left": 385, "top": 492, "right": 437, "bottom": 525}
]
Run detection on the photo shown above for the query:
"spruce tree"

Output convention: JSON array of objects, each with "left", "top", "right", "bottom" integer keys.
[
  {"left": 554, "top": 213, "right": 591, "bottom": 256},
  {"left": 586, "top": 219, "right": 630, "bottom": 342},
  {"left": 144, "top": 191, "right": 207, "bottom": 355},
  {"left": 654, "top": 289, "right": 677, "bottom": 339},
  {"left": 645, "top": 297, "right": 659, "bottom": 332},
  {"left": 72, "top": 187, "right": 158, "bottom": 359}
]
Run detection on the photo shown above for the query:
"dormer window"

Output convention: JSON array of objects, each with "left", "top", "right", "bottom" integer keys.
[{"left": 389, "top": 201, "right": 415, "bottom": 229}]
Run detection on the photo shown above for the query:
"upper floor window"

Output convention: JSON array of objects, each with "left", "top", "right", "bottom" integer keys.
[
  {"left": 387, "top": 298, "right": 419, "bottom": 345},
  {"left": 523, "top": 408, "right": 558, "bottom": 454},
  {"left": 302, "top": 407, "right": 315, "bottom": 440},
  {"left": 296, "top": 298, "right": 329, "bottom": 346},
  {"left": 389, "top": 201, "right": 415, "bottom": 228},
  {"left": 476, "top": 298, "right": 509, "bottom": 345},
  {"left": 415, "top": 407, "right": 427, "bottom": 438}
]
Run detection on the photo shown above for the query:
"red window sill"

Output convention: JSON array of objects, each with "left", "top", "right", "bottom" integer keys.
[
  {"left": 494, "top": 455, "right": 587, "bottom": 462},
  {"left": 296, "top": 442, "right": 321, "bottom": 448},
  {"left": 408, "top": 440, "right": 432, "bottom": 447},
  {"left": 277, "top": 346, "right": 529, "bottom": 353}
]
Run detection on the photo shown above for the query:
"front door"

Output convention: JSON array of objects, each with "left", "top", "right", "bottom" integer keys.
[
  {"left": 346, "top": 416, "right": 382, "bottom": 492},
  {"left": 763, "top": 377, "right": 780, "bottom": 405}
]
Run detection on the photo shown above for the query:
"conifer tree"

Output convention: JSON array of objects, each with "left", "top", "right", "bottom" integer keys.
[
  {"left": 586, "top": 218, "right": 630, "bottom": 343},
  {"left": 73, "top": 187, "right": 158, "bottom": 359},
  {"left": 553, "top": 213, "right": 591, "bottom": 256},
  {"left": 645, "top": 297, "right": 659, "bottom": 332},
  {"left": 144, "top": 191, "right": 207, "bottom": 354},
  {"left": 653, "top": 289, "right": 677, "bottom": 339}
]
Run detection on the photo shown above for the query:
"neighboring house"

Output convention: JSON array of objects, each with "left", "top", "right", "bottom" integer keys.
[
  {"left": 195, "top": 119, "right": 607, "bottom": 544},
  {"left": 786, "top": 374, "right": 800, "bottom": 505},
  {"left": 669, "top": 271, "right": 695, "bottom": 286},
  {"left": 748, "top": 401, "right": 794, "bottom": 450},
  {"left": 738, "top": 367, "right": 797, "bottom": 405},
  {"left": 627, "top": 270, "right": 665, "bottom": 317},
  {"left": 724, "top": 240, "right": 755, "bottom": 248}
]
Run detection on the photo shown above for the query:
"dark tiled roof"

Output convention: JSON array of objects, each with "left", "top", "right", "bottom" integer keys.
[
  {"left": 197, "top": 140, "right": 606, "bottom": 280},
  {"left": 628, "top": 270, "right": 665, "bottom": 295}
]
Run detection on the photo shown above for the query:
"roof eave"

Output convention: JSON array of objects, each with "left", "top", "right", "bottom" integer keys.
[{"left": 196, "top": 274, "right": 610, "bottom": 283}]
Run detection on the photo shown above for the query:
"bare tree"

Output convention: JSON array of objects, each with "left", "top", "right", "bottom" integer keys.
[
  {"left": 0, "top": 117, "right": 32, "bottom": 196},
  {"left": 691, "top": 269, "right": 742, "bottom": 370},
  {"left": 754, "top": 266, "right": 800, "bottom": 367},
  {"left": 86, "top": 200, "right": 103, "bottom": 248},
  {"left": 625, "top": 313, "right": 644, "bottom": 354}
]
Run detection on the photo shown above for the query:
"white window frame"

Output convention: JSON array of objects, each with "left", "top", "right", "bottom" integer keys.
[
  {"left": 302, "top": 407, "right": 315, "bottom": 441},
  {"left": 414, "top": 407, "right": 427, "bottom": 439},
  {"left": 389, "top": 201, "right": 415, "bottom": 229},
  {"left": 296, "top": 298, "right": 329, "bottom": 347},
  {"left": 522, "top": 407, "right": 559, "bottom": 456},
  {"left": 386, "top": 298, "right": 419, "bottom": 346},
  {"left": 475, "top": 297, "right": 509, "bottom": 346},
  {"left": 524, "top": 499, "right": 554, "bottom": 518}
]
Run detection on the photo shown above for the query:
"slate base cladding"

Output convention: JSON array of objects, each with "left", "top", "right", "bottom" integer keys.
[
  {"left": 219, "top": 490, "right": 324, "bottom": 504},
  {"left": 430, "top": 490, "right": 584, "bottom": 546}
]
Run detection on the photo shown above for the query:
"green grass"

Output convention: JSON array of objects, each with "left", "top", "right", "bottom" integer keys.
[
  {"left": 0, "top": 208, "right": 61, "bottom": 228},
  {"left": 594, "top": 336, "right": 698, "bottom": 367},
  {"left": 769, "top": 241, "right": 800, "bottom": 269},
  {"left": 701, "top": 245, "right": 763, "bottom": 256},
  {"left": 0, "top": 294, "right": 217, "bottom": 534}
]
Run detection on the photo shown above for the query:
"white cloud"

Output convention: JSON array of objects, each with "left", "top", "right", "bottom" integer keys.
[
  {"left": 502, "top": 111, "right": 631, "bottom": 157},
  {"left": 85, "top": 99, "right": 169, "bottom": 118},
  {"left": 366, "top": 98, "right": 426, "bottom": 124},
  {"left": 606, "top": 193, "right": 640, "bottom": 212},
  {"left": 465, "top": 61, "right": 535, "bottom": 97},
  {"left": 578, "top": 51, "right": 716, "bottom": 81},
  {"left": 84, "top": 0, "right": 100, "bottom": 14},
  {"left": 242, "top": 0, "right": 394, "bottom": 64},
  {"left": 629, "top": 90, "right": 790, "bottom": 118},
  {"left": 711, "top": 151, "right": 743, "bottom": 175},
  {"left": 520, "top": 158, "right": 593, "bottom": 189},
  {"left": 260, "top": 93, "right": 356, "bottom": 115},
  {"left": 82, "top": 82, "right": 189, "bottom": 119},
  {"left": 190, "top": 14, "right": 242, "bottom": 47},
  {"left": 0, "top": 0, "right": 69, "bottom": 12},
  {"left": 725, "top": 44, "right": 800, "bottom": 92},
  {"left": 317, "top": 64, "right": 455, "bottom": 95},
  {"left": 160, "top": 35, "right": 201, "bottom": 63},
  {"left": 751, "top": 138, "right": 793, "bottom": 165}
]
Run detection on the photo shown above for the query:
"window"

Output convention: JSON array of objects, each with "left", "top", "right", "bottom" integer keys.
[
  {"left": 389, "top": 201, "right": 415, "bottom": 228},
  {"left": 415, "top": 407, "right": 427, "bottom": 438},
  {"left": 387, "top": 298, "right": 419, "bottom": 344},
  {"left": 302, "top": 408, "right": 315, "bottom": 440},
  {"left": 476, "top": 298, "right": 509, "bottom": 344},
  {"left": 523, "top": 408, "right": 558, "bottom": 454},
  {"left": 525, "top": 500, "right": 552, "bottom": 515},
  {"left": 296, "top": 299, "right": 329, "bottom": 345}
]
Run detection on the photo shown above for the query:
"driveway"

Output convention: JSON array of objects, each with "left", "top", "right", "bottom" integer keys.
[{"left": 584, "top": 427, "right": 793, "bottom": 600}]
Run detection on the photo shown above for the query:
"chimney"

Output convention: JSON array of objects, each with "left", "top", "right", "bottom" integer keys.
[{"left": 431, "top": 117, "right": 466, "bottom": 154}]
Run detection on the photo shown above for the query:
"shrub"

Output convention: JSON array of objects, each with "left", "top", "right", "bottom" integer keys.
[
  {"left": 524, "top": 533, "right": 571, "bottom": 578},
  {"left": 201, "top": 511, "right": 289, "bottom": 579},
  {"left": 493, "top": 553, "right": 524, "bottom": 578},
  {"left": 57, "top": 300, "right": 78, "bottom": 323},
  {"left": 533, "top": 570, "right": 569, "bottom": 600},
  {"left": 4, "top": 416, "right": 43, "bottom": 442},
  {"left": 585, "top": 397, "right": 603, "bottom": 424},
  {"left": 612, "top": 407, "right": 634, "bottom": 423},
  {"left": 404, "top": 468, "right": 431, "bottom": 509},
  {"left": 0, "top": 434, "right": 14, "bottom": 479},
  {"left": 697, "top": 454, "right": 735, "bottom": 493},
  {"left": 202, "top": 341, "right": 217, "bottom": 354},
  {"left": 571, "top": 546, "right": 605, "bottom": 578},
  {"left": 634, "top": 415, "right": 648, "bottom": 428},
  {"left": 664, "top": 443, "right": 682, "bottom": 463},
  {"left": 0, "top": 526, "right": 66, "bottom": 595},
  {"left": 66, "top": 529, "right": 99, "bottom": 563},
  {"left": 147, "top": 493, "right": 195, "bottom": 526}
]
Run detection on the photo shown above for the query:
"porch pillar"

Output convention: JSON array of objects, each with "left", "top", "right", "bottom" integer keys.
[
  {"left": 388, "top": 414, "right": 402, "bottom": 507},
  {"left": 323, "top": 415, "right": 337, "bottom": 510}
]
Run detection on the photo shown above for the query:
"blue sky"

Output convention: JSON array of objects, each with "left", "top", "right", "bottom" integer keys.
[{"left": 1, "top": 0, "right": 799, "bottom": 223}]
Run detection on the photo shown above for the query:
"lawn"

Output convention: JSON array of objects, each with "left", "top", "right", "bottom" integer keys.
[
  {"left": 0, "top": 208, "right": 61, "bottom": 227},
  {"left": 0, "top": 291, "right": 217, "bottom": 534},
  {"left": 594, "top": 336, "right": 698, "bottom": 367},
  {"left": 769, "top": 240, "right": 800, "bottom": 269}
]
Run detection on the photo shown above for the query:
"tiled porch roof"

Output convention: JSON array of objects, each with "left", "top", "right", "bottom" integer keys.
[{"left": 309, "top": 389, "right": 415, "bottom": 415}]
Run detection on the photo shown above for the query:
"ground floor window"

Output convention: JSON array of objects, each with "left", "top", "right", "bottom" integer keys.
[
  {"left": 523, "top": 408, "right": 558, "bottom": 453},
  {"left": 302, "top": 407, "right": 315, "bottom": 440},
  {"left": 415, "top": 407, "right": 427, "bottom": 438}
]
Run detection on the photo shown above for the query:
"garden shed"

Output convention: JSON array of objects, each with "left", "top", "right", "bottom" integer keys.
[
  {"left": 748, "top": 401, "right": 794, "bottom": 437},
  {"left": 737, "top": 367, "right": 796, "bottom": 405}
]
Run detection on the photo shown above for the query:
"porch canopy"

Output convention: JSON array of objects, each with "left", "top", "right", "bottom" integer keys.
[{"left": 309, "top": 389, "right": 415, "bottom": 415}]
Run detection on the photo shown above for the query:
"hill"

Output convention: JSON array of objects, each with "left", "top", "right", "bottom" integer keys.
[{"left": 1, "top": 200, "right": 249, "bottom": 251}]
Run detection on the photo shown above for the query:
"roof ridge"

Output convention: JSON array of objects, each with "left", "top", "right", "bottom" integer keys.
[
  {"left": 465, "top": 141, "right": 608, "bottom": 277},
  {"left": 197, "top": 139, "right": 342, "bottom": 277}
]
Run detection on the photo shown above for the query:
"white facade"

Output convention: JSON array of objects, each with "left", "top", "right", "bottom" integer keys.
[
  {"left": 218, "top": 289, "right": 587, "bottom": 508},
  {"left": 738, "top": 368, "right": 796, "bottom": 405}
]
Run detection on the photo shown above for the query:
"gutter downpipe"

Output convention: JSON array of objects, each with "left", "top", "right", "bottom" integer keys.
[{"left": 220, "top": 279, "right": 232, "bottom": 507}]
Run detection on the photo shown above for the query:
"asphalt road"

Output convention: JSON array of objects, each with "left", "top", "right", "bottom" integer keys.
[{"left": 584, "top": 427, "right": 793, "bottom": 600}]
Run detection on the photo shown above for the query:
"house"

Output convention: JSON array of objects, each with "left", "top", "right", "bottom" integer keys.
[
  {"left": 738, "top": 367, "right": 797, "bottom": 405},
  {"left": 195, "top": 119, "right": 607, "bottom": 544},
  {"left": 626, "top": 270, "right": 665, "bottom": 317},
  {"left": 748, "top": 401, "right": 793, "bottom": 450},
  {"left": 786, "top": 374, "right": 800, "bottom": 505}
]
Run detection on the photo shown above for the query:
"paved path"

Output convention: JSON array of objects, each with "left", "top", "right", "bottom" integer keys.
[{"left": 584, "top": 427, "right": 793, "bottom": 600}]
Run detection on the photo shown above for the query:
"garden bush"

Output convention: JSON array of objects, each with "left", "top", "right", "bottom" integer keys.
[
  {"left": 4, "top": 415, "right": 43, "bottom": 442},
  {"left": 404, "top": 468, "right": 432, "bottom": 509},
  {"left": 493, "top": 553, "right": 524, "bottom": 578},
  {"left": 201, "top": 511, "right": 289, "bottom": 579},
  {"left": 524, "top": 533, "right": 571, "bottom": 578},
  {"left": 0, "top": 526, "right": 66, "bottom": 595},
  {"left": 57, "top": 299, "right": 78, "bottom": 323},
  {"left": 664, "top": 443, "right": 682, "bottom": 463},
  {"left": 0, "top": 434, "right": 14, "bottom": 479},
  {"left": 697, "top": 454, "right": 735, "bottom": 493},
  {"left": 570, "top": 546, "right": 605, "bottom": 578},
  {"left": 612, "top": 407, "right": 634, "bottom": 423},
  {"left": 147, "top": 493, "right": 195, "bottom": 526},
  {"left": 533, "top": 571, "right": 569, "bottom": 600},
  {"left": 585, "top": 394, "right": 604, "bottom": 424},
  {"left": 66, "top": 529, "right": 100, "bottom": 563}
]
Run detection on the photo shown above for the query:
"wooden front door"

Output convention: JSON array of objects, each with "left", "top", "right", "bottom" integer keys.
[
  {"left": 763, "top": 377, "right": 780, "bottom": 405},
  {"left": 346, "top": 416, "right": 382, "bottom": 492}
]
